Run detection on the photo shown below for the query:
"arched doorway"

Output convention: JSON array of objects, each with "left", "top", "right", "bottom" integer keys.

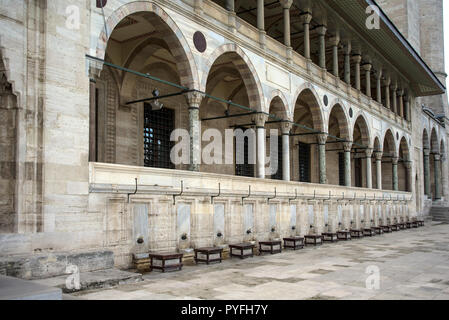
[
  {"left": 92, "top": 8, "right": 198, "bottom": 171},
  {"left": 291, "top": 87, "right": 324, "bottom": 183},
  {"left": 200, "top": 47, "right": 264, "bottom": 177},
  {"left": 398, "top": 137, "right": 411, "bottom": 192},
  {"left": 430, "top": 128, "right": 440, "bottom": 199},
  {"left": 326, "top": 103, "right": 350, "bottom": 186},
  {"left": 382, "top": 129, "right": 396, "bottom": 190},
  {"left": 352, "top": 115, "right": 371, "bottom": 188}
]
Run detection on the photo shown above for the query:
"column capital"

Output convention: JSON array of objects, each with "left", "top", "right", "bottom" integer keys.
[
  {"left": 279, "top": 0, "right": 293, "bottom": 9},
  {"left": 376, "top": 69, "right": 383, "bottom": 80},
  {"left": 317, "top": 133, "right": 328, "bottom": 145},
  {"left": 362, "top": 63, "right": 372, "bottom": 72},
  {"left": 404, "top": 161, "right": 412, "bottom": 170},
  {"left": 365, "top": 148, "right": 373, "bottom": 158},
  {"left": 390, "top": 82, "right": 398, "bottom": 91},
  {"left": 185, "top": 91, "right": 204, "bottom": 108},
  {"left": 374, "top": 151, "right": 383, "bottom": 161},
  {"left": 280, "top": 121, "right": 293, "bottom": 135},
  {"left": 255, "top": 113, "right": 269, "bottom": 127},
  {"left": 329, "top": 35, "right": 340, "bottom": 46},
  {"left": 391, "top": 157, "right": 399, "bottom": 165},
  {"left": 343, "top": 142, "right": 353, "bottom": 152},
  {"left": 434, "top": 153, "right": 441, "bottom": 161},
  {"left": 300, "top": 12, "right": 312, "bottom": 24},
  {"left": 352, "top": 54, "right": 362, "bottom": 64},
  {"left": 383, "top": 76, "right": 391, "bottom": 86},
  {"left": 423, "top": 148, "right": 430, "bottom": 156},
  {"left": 316, "top": 25, "right": 327, "bottom": 36},
  {"left": 397, "top": 89, "right": 404, "bottom": 97}
]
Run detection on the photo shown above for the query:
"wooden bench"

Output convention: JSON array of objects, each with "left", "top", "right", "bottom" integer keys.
[
  {"left": 406, "top": 222, "right": 412, "bottom": 229},
  {"left": 417, "top": 220, "right": 425, "bottom": 227},
  {"left": 194, "top": 247, "right": 223, "bottom": 265},
  {"left": 363, "top": 228, "right": 376, "bottom": 237},
  {"left": 322, "top": 233, "right": 338, "bottom": 243},
  {"left": 337, "top": 231, "right": 351, "bottom": 241},
  {"left": 411, "top": 221, "right": 419, "bottom": 228},
  {"left": 391, "top": 224, "right": 400, "bottom": 231},
  {"left": 283, "top": 237, "right": 305, "bottom": 250},
  {"left": 259, "top": 241, "right": 282, "bottom": 255},
  {"left": 229, "top": 243, "right": 255, "bottom": 259},
  {"left": 149, "top": 253, "right": 183, "bottom": 273},
  {"left": 381, "top": 225, "right": 392, "bottom": 233},
  {"left": 350, "top": 229, "right": 364, "bottom": 238},
  {"left": 372, "top": 227, "right": 384, "bottom": 235},
  {"left": 305, "top": 235, "right": 323, "bottom": 246},
  {"left": 397, "top": 223, "right": 406, "bottom": 230}
]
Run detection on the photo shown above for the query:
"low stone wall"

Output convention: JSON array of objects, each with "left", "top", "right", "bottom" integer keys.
[{"left": 0, "top": 250, "right": 114, "bottom": 280}]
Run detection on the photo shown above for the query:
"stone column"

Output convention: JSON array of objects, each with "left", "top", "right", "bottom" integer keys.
[
  {"left": 187, "top": 92, "right": 203, "bottom": 171},
  {"left": 318, "top": 134, "right": 328, "bottom": 184},
  {"left": 344, "top": 41, "right": 352, "bottom": 84},
  {"left": 365, "top": 148, "right": 373, "bottom": 189},
  {"left": 404, "top": 161, "right": 412, "bottom": 193},
  {"left": 281, "top": 122, "right": 292, "bottom": 181},
  {"left": 280, "top": 1, "right": 293, "bottom": 47},
  {"left": 352, "top": 54, "right": 362, "bottom": 91},
  {"left": 392, "top": 156, "right": 399, "bottom": 191},
  {"left": 225, "top": 0, "right": 234, "bottom": 11},
  {"left": 398, "top": 89, "right": 404, "bottom": 118},
  {"left": 330, "top": 36, "right": 340, "bottom": 77},
  {"left": 226, "top": 0, "right": 236, "bottom": 31},
  {"left": 317, "top": 25, "right": 327, "bottom": 69},
  {"left": 391, "top": 82, "right": 398, "bottom": 114},
  {"left": 375, "top": 151, "right": 383, "bottom": 190},
  {"left": 384, "top": 76, "right": 391, "bottom": 109},
  {"left": 404, "top": 95, "right": 410, "bottom": 122},
  {"left": 423, "top": 148, "right": 431, "bottom": 196},
  {"left": 301, "top": 13, "right": 312, "bottom": 59},
  {"left": 343, "top": 142, "right": 352, "bottom": 187},
  {"left": 434, "top": 153, "right": 442, "bottom": 200},
  {"left": 257, "top": 0, "right": 266, "bottom": 46},
  {"left": 363, "top": 63, "right": 372, "bottom": 97},
  {"left": 256, "top": 114, "right": 268, "bottom": 179},
  {"left": 89, "top": 79, "right": 97, "bottom": 162},
  {"left": 376, "top": 69, "right": 382, "bottom": 103}
]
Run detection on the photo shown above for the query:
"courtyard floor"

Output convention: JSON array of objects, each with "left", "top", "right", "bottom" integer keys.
[{"left": 73, "top": 222, "right": 449, "bottom": 300}]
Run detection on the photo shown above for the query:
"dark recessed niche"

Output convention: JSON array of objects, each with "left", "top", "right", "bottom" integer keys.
[
  {"left": 397, "top": 133, "right": 400, "bottom": 140},
  {"left": 349, "top": 108, "right": 353, "bottom": 118},
  {"left": 323, "top": 95, "right": 328, "bottom": 106},
  {"left": 193, "top": 31, "right": 207, "bottom": 53},
  {"left": 96, "top": 0, "right": 107, "bottom": 8}
]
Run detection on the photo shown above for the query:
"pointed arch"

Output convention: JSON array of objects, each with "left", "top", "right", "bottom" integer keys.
[
  {"left": 383, "top": 129, "right": 397, "bottom": 156},
  {"left": 201, "top": 43, "right": 265, "bottom": 113},
  {"left": 95, "top": 2, "right": 199, "bottom": 90},
  {"left": 430, "top": 127, "right": 439, "bottom": 154},
  {"left": 422, "top": 128, "right": 430, "bottom": 150},
  {"left": 292, "top": 83, "right": 325, "bottom": 132},
  {"left": 268, "top": 89, "right": 290, "bottom": 120},
  {"left": 353, "top": 114, "right": 371, "bottom": 147},
  {"left": 328, "top": 103, "right": 351, "bottom": 140}
]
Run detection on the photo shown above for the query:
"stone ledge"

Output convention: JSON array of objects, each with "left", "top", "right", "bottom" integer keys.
[{"left": 0, "top": 250, "right": 114, "bottom": 280}]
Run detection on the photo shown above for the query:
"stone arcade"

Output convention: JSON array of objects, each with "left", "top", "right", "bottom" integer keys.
[{"left": 0, "top": 0, "right": 448, "bottom": 276}]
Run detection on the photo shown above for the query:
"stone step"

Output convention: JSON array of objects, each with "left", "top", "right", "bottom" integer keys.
[
  {"left": 0, "top": 250, "right": 114, "bottom": 280},
  {"left": 31, "top": 268, "right": 143, "bottom": 293},
  {"left": 0, "top": 275, "right": 62, "bottom": 300}
]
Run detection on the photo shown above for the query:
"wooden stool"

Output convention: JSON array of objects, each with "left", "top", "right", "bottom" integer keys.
[
  {"left": 322, "top": 233, "right": 338, "bottom": 243},
  {"left": 283, "top": 237, "right": 305, "bottom": 250},
  {"left": 194, "top": 247, "right": 223, "bottom": 265},
  {"left": 363, "top": 228, "right": 376, "bottom": 237},
  {"left": 337, "top": 231, "right": 352, "bottom": 241},
  {"left": 259, "top": 241, "right": 282, "bottom": 255},
  {"left": 149, "top": 253, "right": 183, "bottom": 273},
  {"left": 350, "top": 229, "right": 364, "bottom": 238},
  {"left": 305, "top": 235, "right": 323, "bottom": 246},
  {"left": 229, "top": 243, "right": 255, "bottom": 259}
]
